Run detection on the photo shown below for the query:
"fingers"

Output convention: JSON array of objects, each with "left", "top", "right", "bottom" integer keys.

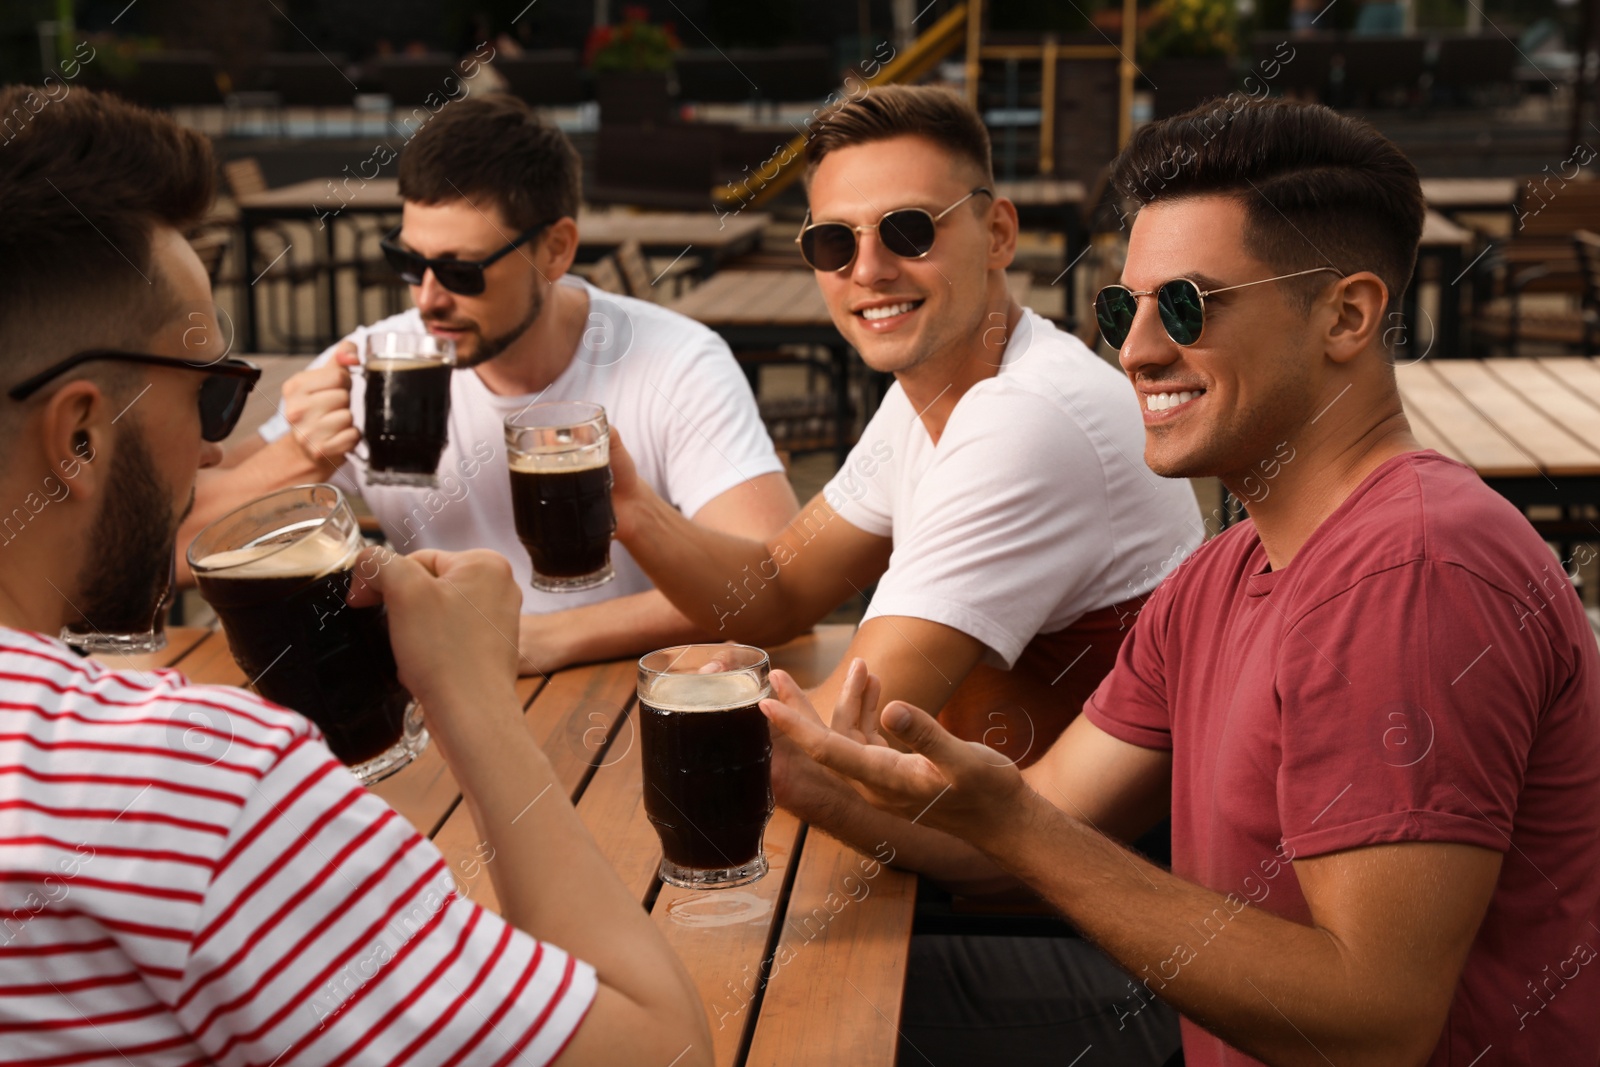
[
  {"left": 767, "top": 669, "right": 823, "bottom": 726},
  {"left": 880, "top": 700, "right": 969, "bottom": 774}
]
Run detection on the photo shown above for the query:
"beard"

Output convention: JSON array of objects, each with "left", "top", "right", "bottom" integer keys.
[
  {"left": 71, "top": 425, "right": 180, "bottom": 637},
  {"left": 427, "top": 277, "right": 545, "bottom": 370}
]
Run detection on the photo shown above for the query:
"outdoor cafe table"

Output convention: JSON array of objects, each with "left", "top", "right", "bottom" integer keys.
[
  {"left": 94, "top": 623, "right": 918, "bottom": 1066},
  {"left": 1395, "top": 356, "right": 1600, "bottom": 552},
  {"left": 668, "top": 269, "right": 1033, "bottom": 464},
  {"left": 234, "top": 177, "right": 770, "bottom": 350}
]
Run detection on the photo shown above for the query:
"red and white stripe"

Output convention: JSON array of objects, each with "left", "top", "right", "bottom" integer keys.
[{"left": 0, "top": 628, "right": 595, "bottom": 1066}]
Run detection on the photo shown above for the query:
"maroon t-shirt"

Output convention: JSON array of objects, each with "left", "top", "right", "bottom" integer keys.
[{"left": 1086, "top": 451, "right": 1600, "bottom": 1065}]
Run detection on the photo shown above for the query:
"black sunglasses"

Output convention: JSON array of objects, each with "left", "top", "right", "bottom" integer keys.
[
  {"left": 795, "top": 187, "right": 994, "bottom": 272},
  {"left": 8, "top": 350, "right": 261, "bottom": 442},
  {"left": 381, "top": 221, "right": 553, "bottom": 296},
  {"left": 1095, "top": 268, "right": 1343, "bottom": 349}
]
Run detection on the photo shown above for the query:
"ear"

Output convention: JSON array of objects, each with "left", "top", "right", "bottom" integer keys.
[
  {"left": 986, "top": 194, "right": 1019, "bottom": 271},
  {"left": 36, "top": 380, "right": 116, "bottom": 507},
  {"left": 540, "top": 217, "right": 580, "bottom": 280},
  {"left": 1324, "top": 271, "right": 1389, "bottom": 364}
]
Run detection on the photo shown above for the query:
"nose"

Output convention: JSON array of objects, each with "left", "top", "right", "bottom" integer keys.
[
  {"left": 1117, "top": 293, "right": 1182, "bottom": 378},
  {"left": 414, "top": 269, "right": 454, "bottom": 315},
  {"left": 850, "top": 227, "right": 900, "bottom": 289},
  {"left": 198, "top": 440, "right": 224, "bottom": 469}
]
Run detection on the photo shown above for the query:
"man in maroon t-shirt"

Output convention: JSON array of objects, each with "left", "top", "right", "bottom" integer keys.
[{"left": 761, "top": 98, "right": 1600, "bottom": 1064}]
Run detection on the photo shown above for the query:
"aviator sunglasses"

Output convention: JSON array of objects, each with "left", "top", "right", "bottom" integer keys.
[
  {"left": 8, "top": 349, "right": 261, "bottom": 442},
  {"left": 795, "top": 187, "right": 994, "bottom": 272},
  {"left": 381, "top": 220, "right": 554, "bottom": 296},
  {"left": 1095, "top": 267, "right": 1343, "bottom": 348}
]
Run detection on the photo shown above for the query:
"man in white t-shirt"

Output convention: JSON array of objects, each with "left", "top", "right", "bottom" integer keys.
[
  {"left": 181, "top": 95, "right": 796, "bottom": 674},
  {"left": 611, "top": 85, "right": 1203, "bottom": 766}
]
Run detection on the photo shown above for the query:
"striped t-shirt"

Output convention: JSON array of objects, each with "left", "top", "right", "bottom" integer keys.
[{"left": 0, "top": 627, "right": 596, "bottom": 1065}]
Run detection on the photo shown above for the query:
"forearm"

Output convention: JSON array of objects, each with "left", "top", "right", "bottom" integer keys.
[
  {"left": 986, "top": 789, "right": 1419, "bottom": 1065},
  {"left": 520, "top": 590, "right": 712, "bottom": 675},
  {"left": 816, "top": 782, "right": 1016, "bottom": 895},
  {"left": 177, "top": 437, "right": 330, "bottom": 585},
  {"left": 444, "top": 684, "right": 703, "bottom": 1026},
  {"left": 620, "top": 487, "right": 806, "bottom": 646}
]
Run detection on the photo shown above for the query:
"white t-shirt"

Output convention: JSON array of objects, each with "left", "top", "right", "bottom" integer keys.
[
  {"left": 823, "top": 308, "right": 1203, "bottom": 669},
  {"left": 261, "top": 277, "right": 785, "bottom": 613}
]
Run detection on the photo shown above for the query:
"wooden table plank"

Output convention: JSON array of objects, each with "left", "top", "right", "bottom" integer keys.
[
  {"left": 1483, "top": 358, "right": 1600, "bottom": 474},
  {"left": 743, "top": 832, "right": 918, "bottom": 1067},
  {"left": 652, "top": 810, "right": 804, "bottom": 1067},
  {"left": 1419, "top": 177, "right": 1518, "bottom": 212},
  {"left": 1431, "top": 360, "right": 1600, "bottom": 475},
  {"left": 1395, "top": 362, "right": 1536, "bottom": 478},
  {"left": 1401, "top": 401, "right": 1468, "bottom": 464},
  {"left": 1537, "top": 356, "right": 1600, "bottom": 408},
  {"left": 91, "top": 625, "right": 211, "bottom": 675}
]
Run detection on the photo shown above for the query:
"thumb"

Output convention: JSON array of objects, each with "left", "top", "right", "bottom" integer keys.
[
  {"left": 345, "top": 545, "right": 411, "bottom": 607},
  {"left": 334, "top": 341, "right": 360, "bottom": 367},
  {"left": 880, "top": 700, "right": 964, "bottom": 767}
]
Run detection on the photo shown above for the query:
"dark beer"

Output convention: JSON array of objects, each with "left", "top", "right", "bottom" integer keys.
[
  {"left": 364, "top": 358, "right": 452, "bottom": 477},
  {"left": 193, "top": 529, "right": 411, "bottom": 766},
  {"left": 508, "top": 457, "right": 615, "bottom": 580},
  {"left": 639, "top": 673, "right": 773, "bottom": 872}
]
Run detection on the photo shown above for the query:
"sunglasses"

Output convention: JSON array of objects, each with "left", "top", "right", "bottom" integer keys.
[
  {"left": 1095, "top": 267, "right": 1344, "bottom": 348},
  {"left": 8, "top": 349, "right": 261, "bottom": 442},
  {"left": 380, "top": 221, "right": 553, "bottom": 296},
  {"left": 795, "top": 187, "right": 994, "bottom": 272}
]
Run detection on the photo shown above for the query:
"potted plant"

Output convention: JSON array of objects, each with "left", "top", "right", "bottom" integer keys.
[
  {"left": 1140, "top": 0, "right": 1239, "bottom": 118},
  {"left": 586, "top": 5, "right": 681, "bottom": 125}
]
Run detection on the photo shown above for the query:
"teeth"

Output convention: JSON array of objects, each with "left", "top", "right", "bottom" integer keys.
[
  {"left": 860, "top": 302, "right": 916, "bottom": 321},
  {"left": 1146, "top": 391, "right": 1201, "bottom": 412}
]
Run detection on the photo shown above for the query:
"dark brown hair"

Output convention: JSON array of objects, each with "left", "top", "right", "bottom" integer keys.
[
  {"left": 399, "top": 94, "right": 581, "bottom": 230},
  {"left": 1111, "top": 97, "right": 1424, "bottom": 304},
  {"left": 0, "top": 85, "right": 214, "bottom": 384},
  {"left": 805, "top": 84, "right": 994, "bottom": 185}
]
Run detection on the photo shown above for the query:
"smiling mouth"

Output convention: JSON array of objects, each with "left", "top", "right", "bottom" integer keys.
[
  {"left": 1145, "top": 389, "right": 1205, "bottom": 412},
  {"left": 855, "top": 300, "right": 924, "bottom": 321}
]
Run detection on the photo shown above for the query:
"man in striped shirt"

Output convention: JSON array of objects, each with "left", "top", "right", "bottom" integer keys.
[{"left": 0, "top": 86, "right": 711, "bottom": 1066}]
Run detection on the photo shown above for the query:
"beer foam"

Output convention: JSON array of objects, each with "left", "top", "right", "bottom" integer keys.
[
  {"left": 365, "top": 357, "right": 447, "bottom": 372},
  {"left": 196, "top": 523, "right": 359, "bottom": 579},
  {"left": 508, "top": 444, "right": 608, "bottom": 475},
  {"left": 645, "top": 671, "right": 768, "bottom": 712}
]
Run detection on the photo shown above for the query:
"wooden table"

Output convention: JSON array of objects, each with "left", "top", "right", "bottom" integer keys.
[
  {"left": 97, "top": 624, "right": 918, "bottom": 1067},
  {"left": 235, "top": 177, "right": 770, "bottom": 350},
  {"left": 669, "top": 269, "right": 1033, "bottom": 462},
  {"left": 1397, "top": 357, "right": 1600, "bottom": 548},
  {"left": 996, "top": 179, "right": 1088, "bottom": 328},
  {"left": 1420, "top": 177, "right": 1518, "bottom": 218}
]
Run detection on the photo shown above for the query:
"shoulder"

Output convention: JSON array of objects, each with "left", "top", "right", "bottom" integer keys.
[
  {"left": 581, "top": 281, "right": 730, "bottom": 364},
  {"left": 956, "top": 312, "right": 1140, "bottom": 438},
  {"left": 1295, "top": 451, "right": 1555, "bottom": 607}
]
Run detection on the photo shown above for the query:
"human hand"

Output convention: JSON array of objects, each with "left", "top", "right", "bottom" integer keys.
[
  {"left": 761, "top": 667, "right": 1029, "bottom": 843},
  {"left": 278, "top": 341, "right": 359, "bottom": 473},
  {"left": 758, "top": 663, "right": 884, "bottom": 829},
  {"left": 608, "top": 427, "right": 647, "bottom": 542},
  {"left": 348, "top": 547, "right": 524, "bottom": 751},
  {"left": 517, "top": 611, "right": 577, "bottom": 677}
]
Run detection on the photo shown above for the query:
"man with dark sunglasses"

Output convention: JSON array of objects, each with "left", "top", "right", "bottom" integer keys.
[
  {"left": 611, "top": 83, "right": 1201, "bottom": 766},
  {"left": 0, "top": 84, "right": 714, "bottom": 1067},
  {"left": 756, "top": 99, "right": 1600, "bottom": 1065},
  {"left": 184, "top": 94, "right": 797, "bottom": 675}
]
